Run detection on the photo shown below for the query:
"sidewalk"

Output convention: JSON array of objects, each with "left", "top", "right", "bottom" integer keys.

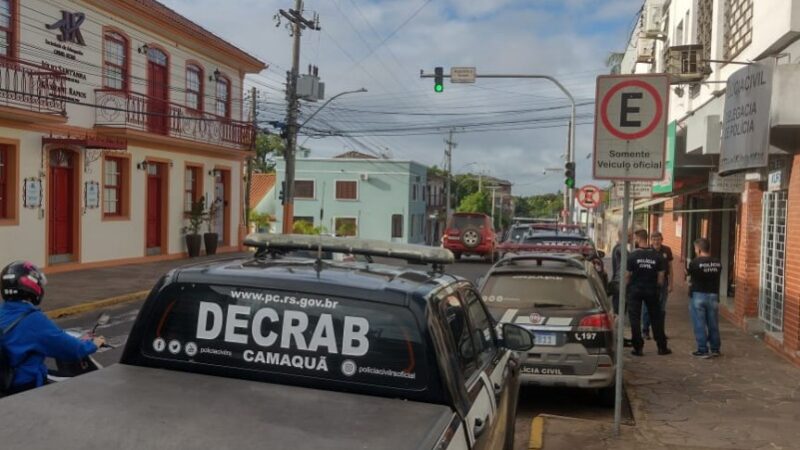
[
  {"left": 540, "top": 281, "right": 800, "bottom": 449},
  {"left": 43, "top": 253, "right": 249, "bottom": 316}
]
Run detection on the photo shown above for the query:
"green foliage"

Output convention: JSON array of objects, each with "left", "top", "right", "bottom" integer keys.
[
  {"left": 183, "top": 196, "right": 207, "bottom": 235},
  {"left": 293, "top": 220, "right": 327, "bottom": 235},
  {"left": 249, "top": 210, "right": 273, "bottom": 231},
  {"left": 514, "top": 193, "right": 564, "bottom": 218},
  {"left": 336, "top": 221, "right": 357, "bottom": 237},
  {"left": 457, "top": 191, "right": 491, "bottom": 215},
  {"left": 453, "top": 174, "right": 480, "bottom": 203},
  {"left": 253, "top": 132, "right": 285, "bottom": 173}
]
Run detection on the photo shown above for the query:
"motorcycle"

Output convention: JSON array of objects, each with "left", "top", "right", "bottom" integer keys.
[{"left": 47, "top": 313, "right": 112, "bottom": 382}]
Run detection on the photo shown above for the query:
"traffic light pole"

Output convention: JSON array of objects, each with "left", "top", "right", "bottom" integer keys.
[{"left": 421, "top": 71, "right": 577, "bottom": 224}]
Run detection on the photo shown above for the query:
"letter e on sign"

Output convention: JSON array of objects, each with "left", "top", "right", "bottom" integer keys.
[{"left": 593, "top": 75, "right": 669, "bottom": 181}]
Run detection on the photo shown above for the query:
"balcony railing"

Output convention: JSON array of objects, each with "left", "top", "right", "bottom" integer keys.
[
  {"left": 0, "top": 58, "right": 66, "bottom": 116},
  {"left": 94, "top": 89, "right": 254, "bottom": 149}
]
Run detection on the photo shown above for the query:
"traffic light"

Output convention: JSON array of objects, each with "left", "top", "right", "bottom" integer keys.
[
  {"left": 279, "top": 181, "right": 286, "bottom": 205},
  {"left": 434, "top": 67, "right": 444, "bottom": 93},
  {"left": 564, "top": 162, "right": 575, "bottom": 189}
]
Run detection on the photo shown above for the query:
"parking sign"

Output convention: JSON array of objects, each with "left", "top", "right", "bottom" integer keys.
[{"left": 593, "top": 74, "right": 669, "bottom": 181}]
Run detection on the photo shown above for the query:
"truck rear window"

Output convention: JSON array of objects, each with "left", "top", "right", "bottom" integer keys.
[
  {"left": 450, "top": 215, "right": 485, "bottom": 229},
  {"left": 140, "top": 284, "right": 427, "bottom": 391}
]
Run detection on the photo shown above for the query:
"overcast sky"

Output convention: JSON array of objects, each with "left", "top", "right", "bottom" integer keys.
[{"left": 162, "top": 0, "right": 642, "bottom": 195}]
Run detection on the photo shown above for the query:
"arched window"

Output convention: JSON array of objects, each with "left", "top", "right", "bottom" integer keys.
[
  {"left": 103, "top": 31, "right": 128, "bottom": 90},
  {"left": 186, "top": 64, "right": 203, "bottom": 111},
  {"left": 215, "top": 76, "right": 231, "bottom": 118},
  {"left": 0, "top": 0, "right": 14, "bottom": 58}
]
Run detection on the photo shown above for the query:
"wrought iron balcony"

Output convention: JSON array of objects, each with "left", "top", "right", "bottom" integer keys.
[
  {"left": 94, "top": 89, "right": 254, "bottom": 150},
  {"left": 0, "top": 58, "right": 66, "bottom": 116}
]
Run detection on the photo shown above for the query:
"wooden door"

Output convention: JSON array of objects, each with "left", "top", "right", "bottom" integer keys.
[
  {"left": 147, "top": 49, "right": 168, "bottom": 134},
  {"left": 146, "top": 165, "right": 162, "bottom": 250},
  {"left": 49, "top": 151, "right": 74, "bottom": 256}
]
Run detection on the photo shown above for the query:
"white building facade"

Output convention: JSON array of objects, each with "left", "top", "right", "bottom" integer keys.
[
  {"left": 618, "top": 0, "right": 800, "bottom": 364},
  {"left": 0, "top": 0, "right": 264, "bottom": 271}
]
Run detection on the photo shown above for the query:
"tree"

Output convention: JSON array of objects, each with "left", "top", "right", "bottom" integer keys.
[
  {"left": 253, "top": 132, "right": 285, "bottom": 173},
  {"left": 457, "top": 191, "right": 491, "bottom": 215},
  {"left": 514, "top": 192, "right": 563, "bottom": 218}
]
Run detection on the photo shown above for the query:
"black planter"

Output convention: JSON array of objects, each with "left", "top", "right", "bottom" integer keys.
[
  {"left": 204, "top": 233, "right": 219, "bottom": 256},
  {"left": 185, "top": 234, "right": 202, "bottom": 258}
]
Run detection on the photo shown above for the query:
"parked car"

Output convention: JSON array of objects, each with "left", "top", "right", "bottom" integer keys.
[
  {"left": 503, "top": 224, "right": 533, "bottom": 243},
  {"left": 1, "top": 235, "right": 534, "bottom": 450},
  {"left": 478, "top": 253, "right": 617, "bottom": 406},
  {"left": 498, "top": 232, "right": 607, "bottom": 286},
  {"left": 442, "top": 212, "right": 498, "bottom": 261}
]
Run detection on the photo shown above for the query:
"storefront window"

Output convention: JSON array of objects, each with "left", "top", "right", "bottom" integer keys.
[
  {"left": 184, "top": 166, "right": 201, "bottom": 213},
  {"left": 0, "top": 146, "right": 7, "bottom": 218},
  {"left": 104, "top": 157, "right": 127, "bottom": 217}
]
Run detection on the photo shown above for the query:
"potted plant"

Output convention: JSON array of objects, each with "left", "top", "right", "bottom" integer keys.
[
  {"left": 183, "top": 196, "right": 206, "bottom": 258},
  {"left": 204, "top": 198, "right": 220, "bottom": 255}
]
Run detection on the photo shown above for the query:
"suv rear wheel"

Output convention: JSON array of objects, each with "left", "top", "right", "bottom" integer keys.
[{"left": 461, "top": 228, "right": 482, "bottom": 248}]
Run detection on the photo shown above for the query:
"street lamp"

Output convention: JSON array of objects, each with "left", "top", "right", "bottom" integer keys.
[{"left": 299, "top": 88, "right": 368, "bottom": 130}]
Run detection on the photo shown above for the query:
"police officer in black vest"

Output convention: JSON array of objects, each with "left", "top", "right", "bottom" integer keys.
[{"left": 626, "top": 229, "right": 672, "bottom": 356}]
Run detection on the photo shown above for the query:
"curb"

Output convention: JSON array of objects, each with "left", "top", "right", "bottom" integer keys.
[
  {"left": 528, "top": 415, "right": 544, "bottom": 449},
  {"left": 45, "top": 290, "right": 150, "bottom": 320}
]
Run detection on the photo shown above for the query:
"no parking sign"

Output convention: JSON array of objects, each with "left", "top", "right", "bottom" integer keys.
[{"left": 593, "top": 74, "right": 669, "bottom": 181}]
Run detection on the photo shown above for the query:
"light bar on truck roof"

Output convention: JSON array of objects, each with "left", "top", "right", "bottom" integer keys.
[{"left": 243, "top": 233, "right": 455, "bottom": 265}]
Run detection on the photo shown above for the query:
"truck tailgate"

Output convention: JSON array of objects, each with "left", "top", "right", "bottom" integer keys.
[{"left": 0, "top": 364, "right": 455, "bottom": 450}]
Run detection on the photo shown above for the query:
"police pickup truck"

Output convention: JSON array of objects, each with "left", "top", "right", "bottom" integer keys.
[{"left": 0, "top": 235, "right": 534, "bottom": 450}]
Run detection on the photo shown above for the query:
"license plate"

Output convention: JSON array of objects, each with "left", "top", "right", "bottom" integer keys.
[{"left": 534, "top": 332, "right": 557, "bottom": 346}]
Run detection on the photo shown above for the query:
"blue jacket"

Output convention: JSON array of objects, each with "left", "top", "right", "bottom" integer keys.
[{"left": 0, "top": 301, "right": 97, "bottom": 388}]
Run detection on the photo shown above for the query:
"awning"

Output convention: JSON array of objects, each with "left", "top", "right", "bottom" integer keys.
[
  {"left": 634, "top": 182, "right": 710, "bottom": 211},
  {"left": 42, "top": 134, "right": 127, "bottom": 150}
]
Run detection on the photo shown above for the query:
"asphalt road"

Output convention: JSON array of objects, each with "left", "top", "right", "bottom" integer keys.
[{"left": 54, "top": 255, "right": 627, "bottom": 449}]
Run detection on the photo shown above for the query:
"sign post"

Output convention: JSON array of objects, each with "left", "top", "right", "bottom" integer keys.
[{"left": 592, "top": 74, "right": 668, "bottom": 436}]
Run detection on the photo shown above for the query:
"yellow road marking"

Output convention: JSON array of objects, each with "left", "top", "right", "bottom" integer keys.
[
  {"left": 529, "top": 415, "right": 544, "bottom": 449},
  {"left": 46, "top": 290, "right": 150, "bottom": 319}
]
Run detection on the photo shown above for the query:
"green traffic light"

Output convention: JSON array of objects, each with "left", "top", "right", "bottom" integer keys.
[
  {"left": 565, "top": 178, "right": 575, "bottom": 188},
  {"left": 434, "top": 83, "right": 444, "bottom": 93}
]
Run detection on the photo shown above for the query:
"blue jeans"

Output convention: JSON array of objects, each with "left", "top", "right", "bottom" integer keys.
[
  {"left": 689, "top": 292, "right": 721, "bottom": 353},
  {"left": 642, "top": 285, "right": 668, "bottom": 333}
]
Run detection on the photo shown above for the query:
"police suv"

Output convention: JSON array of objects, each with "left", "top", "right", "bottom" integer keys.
[{"left": 0, "top": 235, "right": 534, "bottom": 450}]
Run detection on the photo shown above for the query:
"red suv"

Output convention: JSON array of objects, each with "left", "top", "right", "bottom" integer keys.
[{"left": 441, "top": 212, "right": 497, "bottom": 261}]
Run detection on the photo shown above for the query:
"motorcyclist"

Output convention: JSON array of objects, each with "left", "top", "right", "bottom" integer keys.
[{"left": 0, "top": 261, "right": 105, "bottom": 395}]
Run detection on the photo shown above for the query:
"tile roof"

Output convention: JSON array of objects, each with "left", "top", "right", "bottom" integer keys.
[
  {"left": 334, "top": 151, "right": 378, "bottom": 159},
  {"left": 249, "top": 173, "right": 276, "bottom": 209}
]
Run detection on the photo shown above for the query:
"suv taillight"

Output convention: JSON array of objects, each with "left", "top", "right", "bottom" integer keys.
[
  {"left": 445, "top": 228, "right": 460, "bottom": 237},
  {"left": 578, "top": 313, "right": 613, "bottom": 331}
]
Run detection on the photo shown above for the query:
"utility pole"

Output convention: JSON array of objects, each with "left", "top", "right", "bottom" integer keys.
[
  {"left": 444, "top": 129, "right": 456, "bottom": 220},
  {"left": 245, "top": 86, "right": 257, "bottom": 232},
  {"left": 278, "top": 0, "right": 320, "bottom": 234},
  {"left": 487, "top": 185, "right": 500, "bottom": 230}
]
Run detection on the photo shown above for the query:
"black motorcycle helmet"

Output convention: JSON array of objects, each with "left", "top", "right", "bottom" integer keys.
[{"left": 1, "top": 261, "right": 47, "bottom": 305}]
